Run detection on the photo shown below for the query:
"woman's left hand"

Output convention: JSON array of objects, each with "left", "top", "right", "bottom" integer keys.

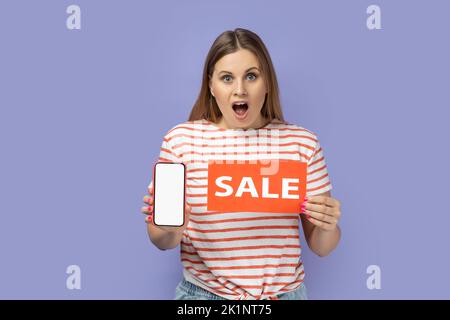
[{"left": 302, "top": 195, "right": 341, "bottom": 231}]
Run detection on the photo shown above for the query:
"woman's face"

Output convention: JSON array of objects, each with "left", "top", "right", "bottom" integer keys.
[{"left": 209, "top": 49, "right": 268, "bottom": 130}]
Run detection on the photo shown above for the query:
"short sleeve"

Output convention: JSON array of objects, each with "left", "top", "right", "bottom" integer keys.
[
  {"left": 306, "top": 137, "right": 333, "bottom": 197},
  {"left": 148, "top": 134, "right": 183, "bottom": 190},
  {"left": 158, "top": 135, "right": 182, "bottom": 163}
]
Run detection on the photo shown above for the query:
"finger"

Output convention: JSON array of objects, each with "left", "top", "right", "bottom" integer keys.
[
  {"left": 145, "top": 214, "right": 153, "bottom": 224},
  {"left": 305, "top": 209, "right": 336, "bottom": 224},
  {"left": 143, "top": 195, "right": 153, "bottom": 205},
  {"left": 305, "top": 203, "right": 336, "bottom": 218},
  {"left": 148, "top": 184, "right": 153, "bottom": 195},
  {"left": 305, "top": 214, "right": 335, "bottom": 231},
  {"left": 141, "top": 206, "right": 153, "bottom": 215},
  {"left": 308, "top": 195, "right": 340, "bottom": 208}
]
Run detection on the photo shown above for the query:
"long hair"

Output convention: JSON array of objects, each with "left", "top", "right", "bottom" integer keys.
[{"left": 188, "top": 28, "right": 286, "bottom": 124}]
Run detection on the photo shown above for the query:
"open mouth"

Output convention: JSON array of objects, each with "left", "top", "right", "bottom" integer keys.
[{"left": 232, "top": 103, "right": 249, "bottom": 117}]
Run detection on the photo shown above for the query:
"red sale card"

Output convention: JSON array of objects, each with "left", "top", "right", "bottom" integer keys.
[{"left": 207, "top": 159, "right": 307, "bottom": 213}]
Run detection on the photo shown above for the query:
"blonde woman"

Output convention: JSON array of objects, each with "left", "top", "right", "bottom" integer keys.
[{"left": 142, "top": 28, "right": 342, "bottom": 300}]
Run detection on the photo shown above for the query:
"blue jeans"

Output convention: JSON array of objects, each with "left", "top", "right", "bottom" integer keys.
[{"left": 174, "top": 278, "right": 308, "bottom": 300}]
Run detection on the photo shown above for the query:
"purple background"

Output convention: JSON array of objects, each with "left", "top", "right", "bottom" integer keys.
[{"left": 1, "top": 0, "right": 449, "bottom": 299}]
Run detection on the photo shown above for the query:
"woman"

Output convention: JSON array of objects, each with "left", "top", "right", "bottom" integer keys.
[{"left": 141, "top": 28, "right": 342, "bottom": 300}]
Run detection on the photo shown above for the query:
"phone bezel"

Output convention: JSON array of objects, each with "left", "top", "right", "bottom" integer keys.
[{"left": 152, "top": 161, "right": 186, "bottom": 227}]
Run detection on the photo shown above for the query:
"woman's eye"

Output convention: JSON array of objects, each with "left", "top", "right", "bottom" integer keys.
[
  {"left": 222, "top": 75, "right": 232, "bottom": 82},
  {"left": 222, "top": 73, "right": 258, "bottom": 83}
]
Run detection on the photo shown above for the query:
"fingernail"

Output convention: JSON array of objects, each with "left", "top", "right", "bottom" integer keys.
[{"left": 304, "top": 197, "right": 308, "bottom": 202}]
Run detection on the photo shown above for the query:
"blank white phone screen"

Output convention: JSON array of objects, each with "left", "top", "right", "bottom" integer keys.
[{"left": 154, "top": 162, "right": 185, "bottom": 226}]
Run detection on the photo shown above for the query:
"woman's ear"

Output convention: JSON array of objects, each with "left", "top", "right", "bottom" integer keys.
[{"left": 209, "top": 75, "right": 215, "bottom": 97}]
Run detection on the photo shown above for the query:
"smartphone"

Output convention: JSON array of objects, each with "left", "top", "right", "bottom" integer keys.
[{"left": 152, "top": 162, "right": 186, "bottom": 227}]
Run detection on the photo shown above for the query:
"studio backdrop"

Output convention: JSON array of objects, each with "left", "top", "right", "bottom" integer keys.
[{"left": 1, "top": 0, "right": 449, "bottom": 299}]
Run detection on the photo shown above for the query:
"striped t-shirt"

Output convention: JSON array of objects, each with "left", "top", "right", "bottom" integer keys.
[{"left": 155, "top": 118, "right": 332, "bottom": 300}]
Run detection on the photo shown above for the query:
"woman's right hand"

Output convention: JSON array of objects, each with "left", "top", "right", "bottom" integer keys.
[{"left": 141, "top": 182, "right": 191, "bottom": 234}]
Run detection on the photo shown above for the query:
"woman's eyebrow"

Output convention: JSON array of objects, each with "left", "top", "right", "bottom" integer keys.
[{"left": 218, "top": 67, "right": 260, "bottom": 75}]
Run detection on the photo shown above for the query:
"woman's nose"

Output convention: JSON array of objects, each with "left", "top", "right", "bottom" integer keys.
[{"left": 234, "top": 80, "right": 248, "bottom": 95}]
